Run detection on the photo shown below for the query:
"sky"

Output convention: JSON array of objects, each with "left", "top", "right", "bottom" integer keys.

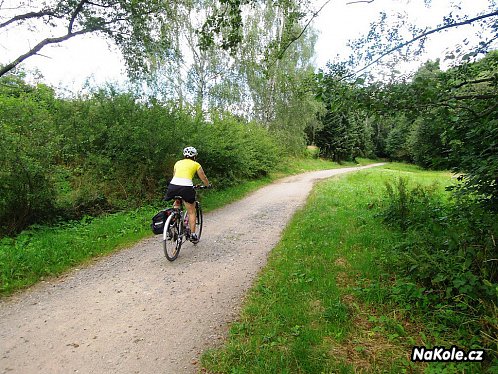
[
  {"left": 0, "top": 0, "right": 494, "bottom": 93},
  {"left": 313, "top": 0, "right": 494, "bottom": 70}
]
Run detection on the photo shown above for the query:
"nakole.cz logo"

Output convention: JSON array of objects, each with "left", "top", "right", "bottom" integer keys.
[{"left": 411, "top": 346, "right": 485, "bottom": 362}]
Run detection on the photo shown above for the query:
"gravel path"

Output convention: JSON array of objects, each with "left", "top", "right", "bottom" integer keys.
[{"left": 0, "top": 164, "right": 384, "bottom": 374}]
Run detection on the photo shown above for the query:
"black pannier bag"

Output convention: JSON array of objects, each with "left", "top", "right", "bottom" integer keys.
[{"left": 151, "top": 209, "right": 173, "bottom": 235}]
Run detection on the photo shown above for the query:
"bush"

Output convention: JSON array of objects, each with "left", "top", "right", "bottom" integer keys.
[
  {"left": 189, "top": 113, "right": 280, "bottom": 187},
  {"left": 0, "top": 81, "right": 282, "bottom": 234},
  {"left": 0, "top": 84, "right": 59, "bottom": 235},
  {"left": 378, "top": 177, "right": 498, "bottom": 353},
  {"left": 305, "top": 145, "right": 320, "bottom": 159},
  {"left": 385, "top": 116, "right": 413, "bottom": 162}
]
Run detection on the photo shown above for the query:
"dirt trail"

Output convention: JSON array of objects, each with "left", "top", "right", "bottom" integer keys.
[{"left": 0, "top": 164, "right": 384, "bottom": 374}]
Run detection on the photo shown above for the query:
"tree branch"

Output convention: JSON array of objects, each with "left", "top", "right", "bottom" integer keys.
[
  {"left": 478, "top": 102, "right": 498, "bottom": 118},
  {"left": 0, "top": 29, "right": 93, "bottom": 77},
  {"left": 346, "top": 0, "right": 374, "bottom": 4},
  {"left": 86, "top": 0, "right": 120, "bottom": 8},
  {"left": 0, "top": 10, "right": 55, "bottom": 29},
  {"left": 453, "top": 94, "right": 498, "bottom": 100},
  {"left": 453, "top": 76, "right": 497, "bottom": 89},
  {"left": 348, "top": 10, "right": 498, "bottom": 79},
  {"left": 437, "top": 102, "right": 479, "bottom": 117},
  {"left": 268, "top": 0, "right": 333, "bottom": 67},
  {"left": 68, "top": 0, "right": 88, "bottom": 33}
]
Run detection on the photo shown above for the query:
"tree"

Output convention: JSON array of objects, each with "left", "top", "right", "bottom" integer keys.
[
  {"left": 142, "top": 0, "right": 322, "bottom": 152},
  {"left": 0, "top": 76, "right": 59, "bottom": 233},
  {"left": 0, "top": 0, "right": 171, "bottom": 78},
  {"left": 229, "top": 0, "right": 324, "bottom": 151},
  {"left": 0, "top": 0, "right": 321, "bottom": 84},
  {"left": 3, "top": 0, "right": 497, "bottom": 85},
  {"left": 359, "top": 50, "right": 498, "bottom": 208},
  {"left": 314, "top": 65, "right": 374, "bottom": 161},
  {"left": 343, "top": 2, "right": 498, "bottom": 81},
  {"left": 149, "top": 0, "right": 239, "bottom": 114},
  {"left": 199, "top": 0, "right": 320, "bottom": 54}
]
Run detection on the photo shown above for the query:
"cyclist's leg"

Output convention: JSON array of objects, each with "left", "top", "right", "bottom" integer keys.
[
  {"left": 184, "top": 201, "right": 197, "bottom": 233},
  {"left": 182, "top": 186, "right": 197, "bottom": 235}
]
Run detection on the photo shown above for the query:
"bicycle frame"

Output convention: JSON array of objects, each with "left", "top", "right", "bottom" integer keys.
[
  {"left": 163, "top": 202, "right": 188, "bottom": 242},
  {"left": 162, "top": 187, "right": 205, "bottom": 261}
]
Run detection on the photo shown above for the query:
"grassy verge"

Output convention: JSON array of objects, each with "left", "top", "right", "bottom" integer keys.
[
  {"left": 201, "top": 157, "right": 374, "bottom": 212},
  {"left": 0, "top": 157, "right": 377, "bottom": 296},
  {"left": 201, "top": 163, "right": 495, "bottom": 373}
]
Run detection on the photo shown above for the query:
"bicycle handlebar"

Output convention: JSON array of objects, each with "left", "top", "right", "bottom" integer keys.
[{"left": 194, "top": 185, "right": 213, "bottom": 190}]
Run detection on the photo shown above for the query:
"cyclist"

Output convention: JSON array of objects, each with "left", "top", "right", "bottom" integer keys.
[{"left": 165, "top": 146, "right": 210, "bottom": 243}]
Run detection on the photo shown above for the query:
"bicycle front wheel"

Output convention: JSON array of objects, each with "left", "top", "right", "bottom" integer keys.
[
  {"left": 163, "top": 213, "right": 182, "bottom": 261},
  {"left": 194, "top": 201, "right": 203, "bottom": 241}
]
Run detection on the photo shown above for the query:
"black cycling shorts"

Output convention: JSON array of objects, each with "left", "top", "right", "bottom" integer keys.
[{"left": 165, "top": 184, "right": 196, "bottom": 204}]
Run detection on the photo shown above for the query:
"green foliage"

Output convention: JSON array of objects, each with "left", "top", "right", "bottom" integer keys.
[
  {"left": 378, "top": 176, "right": 498, "bottom": 355},
  {"left": 372, "top": 52, "right": 497, "bottom": 208},
  {"left": 384, "top": 115, "right": 412, "bottom": 162},
  {"left": 54, "top": 89, "right": 182, "bottom": 208},
  {"left": 0, "top": 82, "right": 59, "bottom": 233},
  {"left": 380, "top": 177, "right": 444, "bottom": 231},
  {"left": 0, "top": 0, "right": 171, "bottom": 78},
  {"left": 314, "top": 67, "right": 375, "bottom": 162},
  {"left": 147, "top": 0, "right": 323, "bottom": 154},
  {"left": 199, "top": 0, "right": 311, "bottom": 55},
  {"left": 408, "top": 115, "right": 450, "bottom": 169},
  {"left": 0, "top": 77, "right": 281, "bottom": 235},
  {"left": 190, "top": 113, "right": 280, "bottom": 186},
  {"left": 320, "top": 51, "right": 497, "bottom": 211},
  {"left": 304, "top": 145, "right": 319, "bottom": 159},
  {"left": 445, "top": 107, "right": 498, "bottom": 211},
  {"left": 238, "top": 5, "right": 322, "bottom": 153}
]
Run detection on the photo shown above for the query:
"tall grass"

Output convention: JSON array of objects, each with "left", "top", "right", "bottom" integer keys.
[{"left": 202, "top": 164, "right": 495, "bottom": 373}]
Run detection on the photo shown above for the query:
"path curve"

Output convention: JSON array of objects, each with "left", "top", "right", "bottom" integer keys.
[{"left": 0, "top": 163, "right": 384, "bottom": 374}]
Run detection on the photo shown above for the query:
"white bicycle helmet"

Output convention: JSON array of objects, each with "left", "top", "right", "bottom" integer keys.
[{"left": 183, "top": 146, "right": 198, "bottom": 158}]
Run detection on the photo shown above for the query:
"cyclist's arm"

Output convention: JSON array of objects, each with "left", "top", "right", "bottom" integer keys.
[{"left": 197, "top": 167, "right": 210, "bottom": 186}]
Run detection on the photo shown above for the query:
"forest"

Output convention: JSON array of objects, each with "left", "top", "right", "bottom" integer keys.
[{"left": 1, "top": 0, "right": 497, "bottom": 369}]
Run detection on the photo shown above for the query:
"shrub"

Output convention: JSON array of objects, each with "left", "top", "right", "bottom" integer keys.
[
  {"left": 378, "top": 177, "right": 498, "bottom": 352},
  {"left": 305, "top": 145, "right": 320, "bottom": 159},
  {"left": 190, "top": 113, "right": 280, "bottom": 186},
  {"left": 0, "top": 84, "right": 59, "bottom": 235},
  {"left": 0, "top": 82, "right": 282, "bottom": 234},
  {"left": 380, "top": 177, "right": 444, "bottom": 231}
]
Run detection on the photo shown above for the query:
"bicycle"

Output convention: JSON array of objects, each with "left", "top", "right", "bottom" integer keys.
[{"left": 162, "top": 185, "right": 207, "bottom": 261}]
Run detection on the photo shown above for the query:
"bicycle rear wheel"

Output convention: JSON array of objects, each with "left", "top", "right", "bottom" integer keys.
[
  {"left": 194, "top": 201, "right": 203, "bottom": 241},
  {"left": 163, "top": 213, "right": 182, "bottom": 261}
]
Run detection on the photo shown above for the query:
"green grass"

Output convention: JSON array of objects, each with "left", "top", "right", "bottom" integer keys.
[
  {"left": 202, "top": 157, "right": 377, "bottom": 211},
  {"left": 202, "top": 164, "right": 493, "bottom": 373},
  {"left": 0, "top": 208, "right": 156, "bottom": 293},
  {"left": 0, "top": 157, "right": 377, "bottom": 296}
]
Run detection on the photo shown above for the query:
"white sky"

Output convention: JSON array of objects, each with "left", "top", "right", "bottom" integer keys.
[
  {"left": 0, "top": 33, "right": 126, "bottom": 93},
  {"left": 0, "top": 0, "right": 494, "bottom": 92},
  {"left": 313, "top": 0, "right": 494, "bottom": 71}
]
